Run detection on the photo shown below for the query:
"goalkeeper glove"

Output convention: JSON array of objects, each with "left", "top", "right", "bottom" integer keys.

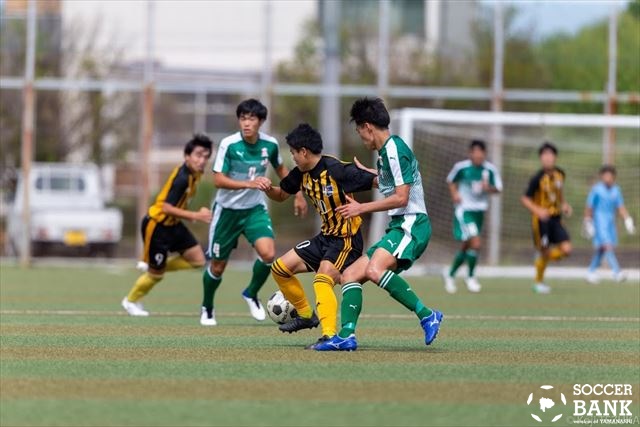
[
  {"left": 624, "top": 217, "right": 636, "bottom": 234},
  {"left": 582, "top": 217, "right": 595, "bottom": 239}
]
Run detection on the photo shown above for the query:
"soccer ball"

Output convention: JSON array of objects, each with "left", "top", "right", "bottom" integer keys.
[{"left": 266, "top": 291, "right": 297, "bottom": 324}]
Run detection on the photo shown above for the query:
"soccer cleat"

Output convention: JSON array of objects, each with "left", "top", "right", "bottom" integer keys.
[
  {"left": 614, "top": 272, "right": 627, "bottom": 283},
  {"left": 442, "top": 272, "right": 457, "bottom": 294},
  {"left": 465, "top": 277, "right": 482, "bottom": 293},
  {"left": 314, "top": 334, "right": 358, "bottom": 352},
  {"left": 200, "top": 306, "right": 217, "bottom": 326},
  {"left": 304, "top": 335, "right": 331, "bottom": 350},
  {"left": 121, "top": 297, "right": 149, "bottom": 317},
  {"left": 585, "top": 271, "right": 600, "bottom": 285},
  {"left": 241, "top": 291, "right": 266, "bottom": 321},
  {"left": 420, "top": 310, "right": 443, "bottom": 346},
  {"left": 532, "top": 283, "right": 551, "bottom": 294},
  {"left": 278, "top": 312, "right": 319, "bottom": 333}
]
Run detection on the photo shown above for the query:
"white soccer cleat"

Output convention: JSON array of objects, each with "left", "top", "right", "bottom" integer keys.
[
  {"left": 532, "top": 283, "right": 551, "bottom": 294},
  {"left": 242, "top": 293, "right": 266, "bottom": 321},
  {"left": 585, "top": 272, "right": 600, "bottom": 285},
  {"left": 200, "top": 306, "right": 217, "bottom": 326},
  {"left": 442, "top": 272, "right": 457, "bottom": 294},
  {"left": 614, "top": 272, "right": 627, "bottom": 283},
  {"left": 465, "top": 277, "right": 482, "bottom": 293},
  {"left": 121, "top": 297, "right": 149, "bottom": 316}
]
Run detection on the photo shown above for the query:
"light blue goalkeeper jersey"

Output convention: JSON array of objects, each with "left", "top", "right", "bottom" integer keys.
[
  {"left": 212, "top": 131, "right": 282, "bottom": 209},
  {"left": 376, "top": 135, "right": 427, "bottom": 217}
]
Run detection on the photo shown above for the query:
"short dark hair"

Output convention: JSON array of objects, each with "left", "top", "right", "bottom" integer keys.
[
  {"left": 349, "top": 97, "right": 390, "bottom": 129},
  {"left": 470, "top": 139, "right": 487, "bottom": 151},
  {"left": 236, "top": 98, "right": 267, "bottom": 121},
  {"left": 538, "top": 141, "right": 558, "bottom": 156},
  {"left": 600, "top": 164, "right": 617, "bottom": 175},
  {"left": 184, "top": 133, "right": 213, "bottom": 155},
  {"left": 285, "top": 123, "right": 323, "bottom": 154}
]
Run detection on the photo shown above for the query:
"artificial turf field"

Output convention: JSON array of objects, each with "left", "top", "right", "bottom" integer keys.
[{"left": 1, "top": 264, "right": 639, "bottom": 427}]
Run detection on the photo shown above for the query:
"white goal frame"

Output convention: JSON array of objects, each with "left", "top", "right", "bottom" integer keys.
[{"left": 367, "top": 108, "right": 640, "bottom": 266}]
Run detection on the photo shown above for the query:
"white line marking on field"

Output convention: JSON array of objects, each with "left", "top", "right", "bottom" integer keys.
[{"left": 1, "top": 309, "right": 638, "bottom": 323}]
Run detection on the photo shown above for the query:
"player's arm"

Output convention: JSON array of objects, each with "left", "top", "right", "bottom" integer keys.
[
  {"left": 339, "top": 160, "right": 377, "bottom": 193},
  {"left": 259, "top": 167, "right": 301, "bottom": 203},
  {"left": 163, "top": 174, "right": 211, "bottom": 223},
  {"left": 213, "top": 172, "right": 262, "bottom": 190},
  {"left": 616, "top": 190, "right": 635, "bottom": 234},
  {"left": 448, "top": 182, "right": 461, "bottom": 205},
  {"left": 276, "top": 164, "right": 308, "bottom": 217},
  {"left": 521, "top": 173, "right": 550, "bottom": 220},
  {"left": 557, "top": 169, "right": 572, "bottom": 216},
  {"left": 336, "top": 184, "right": 410, "bottom": 218},
  {"left": 352, "top": 157, "right": 378, "bottom": 188}
]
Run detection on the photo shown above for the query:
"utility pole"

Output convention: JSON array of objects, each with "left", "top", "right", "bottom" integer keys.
[
  {"left": 261, "top": 0, "right": 273, "bottom": 132},
  {"left": 488, "top": 2, "right": 504, "bottom": 266},
  {"left": 20, "top": 0, "right": 37, "bottom": 268},
  {"left": 603, "top": 5, "right": 618, "bottom": 164},
  {"left": 320, "top": 0, "right": 341, "bottom": 158},
  {"left": 137, "top": 0, "right": 155, "bottom": 258}
]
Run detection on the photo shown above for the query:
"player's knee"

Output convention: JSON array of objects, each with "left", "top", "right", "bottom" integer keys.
[
  {"left": 469, "top": 238, "right": 481, "bottom": 250},
  {"left": 259, "top": 252, "right": 276, "bottom": 264},
  {"left": 365, "top": 263, "right": 384, "bottom": 283},
  {"left": 210, "top": 261, "right": 226, "bottom": 277},
  {"left": 561, "top": 242, "right": 572, "bottom": 256},
  {"left": 271, "top": 258, "right": 292, "bottom": 278}
]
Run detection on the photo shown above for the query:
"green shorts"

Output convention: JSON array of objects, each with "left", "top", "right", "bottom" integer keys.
[
  {"left": 453, "top": 208, "right": 484, "bottom": 241},
  {"left": 367, "top": 213, "right": 431, "bottom": 273},
  {"left": 207, "top": 203, "right": 274, "bottom": 261}
]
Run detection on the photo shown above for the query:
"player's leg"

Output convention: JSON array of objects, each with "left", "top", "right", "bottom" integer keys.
[
  {"left": 201, "top": 205, "right": 241, "bottom": 325},
  {"left": 243, "top": 206, "right": 277, "bottom": 311},
  {"left": 271, "top": 247, "right": 320, "bottom": 332},
  {"left": 122, "top": 217, "right": 164, "bottom": 316},
  {"left": 587, "top": 246, "right": 604, "bottom": 284},
  {"left": 464, "top": 235, "right": 482, "bottom": 292},
  {"left": 602, "top": 244, "right": 625, "bottom": 282},
  {"left": 532, "top": 217, "right": 552, "bottom": 293},
  {"left": 167, "top": 223, "right": 206, "bottom": 271},
  {"left": 447, "top": 208, "right": 470, "bottom": 286}
]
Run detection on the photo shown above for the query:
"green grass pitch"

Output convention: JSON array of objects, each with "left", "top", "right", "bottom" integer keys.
[{"left": 1, "top": 264, "right": 639, "bottom": 426}]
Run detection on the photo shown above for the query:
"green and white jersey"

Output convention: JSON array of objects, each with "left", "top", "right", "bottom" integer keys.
[
  {"left": 376, "top": 135, "right": 427, "bottom": 217},
  {"left": 446, "top": 159, "right": 502, "bottom": 211},
  {"left": 212, "top": 131, "right": 282, "bottom": 209}
]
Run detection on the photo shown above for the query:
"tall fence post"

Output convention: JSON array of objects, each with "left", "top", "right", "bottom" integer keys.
[
  {"left": 488, "top": 2, "right": 504, "bottom": 266},
  {"left": 19, "top": 0, "right": 37, "bottom": 268}
]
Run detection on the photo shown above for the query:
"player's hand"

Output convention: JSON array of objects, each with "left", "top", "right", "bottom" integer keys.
[
  {"left": 194, "top": 207, "right": 212, "bottom": 224},
  {"left": 293, "top": 193, "right": 308, "bottom": 218},
  {"left": 624, "top": 217, "right": 636, "bottom": 234},
  {"left": 537, "top": 208, "right": 551, "bottom": 221},
  {"left": 562, "top": 202, "right": 573, "bottom": 217},
  {"left": 253, "top": 177, "right": 272, "bottom": 191},
  {"left": 353, "top": 156, "right": 377, "bottom": 176},
  {"left": 582, "top": 217, "right": 595, "bottom": 239},
  {"left": 452, "top": 193, "right": 462, "bottom": 205},
  {"left": 335, "top": 195, "right": 362, "bottom": 219}
]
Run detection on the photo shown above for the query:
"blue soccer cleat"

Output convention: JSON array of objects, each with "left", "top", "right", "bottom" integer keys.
[
  {"left": 314, "top": 334, "right": 358, "bottom": 352},
  {"left": 421, "top": 310, "right": 443, "bottom": 346}
]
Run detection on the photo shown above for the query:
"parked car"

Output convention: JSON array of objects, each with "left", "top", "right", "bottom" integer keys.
[{"left": 7, "top": 163, "right": 123, "bottom": 257}]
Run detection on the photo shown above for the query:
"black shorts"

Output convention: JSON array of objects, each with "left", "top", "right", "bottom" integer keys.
[
  {"left": 293, "top": 230, "right": 363, "bottom": 273},
  {"left": 532, "top": 215, "right": 570, "bottom": 249},
  {"left": 141, "top": 216, "right": 199, "bottom": 270}
]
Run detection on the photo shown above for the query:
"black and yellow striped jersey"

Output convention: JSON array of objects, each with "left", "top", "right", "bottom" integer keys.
[
  {"left": 524, "top": 168, "right": 566, "bottom": 217},
  {"left": 148, "top": 163, "right": 200, "bottom": 226},
  {"left": 279, "top": 156, "right": 375, "bottom": 237}
]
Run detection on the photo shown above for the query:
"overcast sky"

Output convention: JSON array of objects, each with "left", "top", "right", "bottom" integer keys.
[{"left": 61, "top": 0, "right": 628, "bottom": 72}]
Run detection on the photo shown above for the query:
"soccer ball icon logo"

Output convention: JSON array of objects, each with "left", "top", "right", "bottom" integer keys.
[{"left": 527, "top": 385, "right": 566, "bottom": 423}]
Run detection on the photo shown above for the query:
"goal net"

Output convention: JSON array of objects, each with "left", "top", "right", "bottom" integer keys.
[{"left": 369, "top": 109, "right": 640, "bottom": 268}]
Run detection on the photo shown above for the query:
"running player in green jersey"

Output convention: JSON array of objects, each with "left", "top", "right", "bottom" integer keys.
[
  {"left": 315, "top": 97, "right": 443, "bottom": 351},
  {"left": 443, "top": 139, "right": 502, "bottom": 294},
  {"left": 201, "top": 99, "right": 307, "bottom": 326}
]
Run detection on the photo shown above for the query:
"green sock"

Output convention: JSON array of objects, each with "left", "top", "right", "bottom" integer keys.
[
  {"left": 379, "top": 270, "right": 432, "bottom": 320},
  {"left": 243, "top": 259, "right": 272, "bottom": 299},
  {"left": 449, "top": 250, "right": 466, "bottom": 277},
  {"left": 338, "top": 282, "right": 362, "bottom": 338},
  {"left": 466, "top": 249, "right": 478, "bottom": 277},
  {"left": 202, "top": 268, "right": 222, "bottom": 310}
]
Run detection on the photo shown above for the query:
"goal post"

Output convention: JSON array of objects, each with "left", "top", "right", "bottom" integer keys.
[{"left": 368, "top": 108, "right": 640, "bottom": 267}]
